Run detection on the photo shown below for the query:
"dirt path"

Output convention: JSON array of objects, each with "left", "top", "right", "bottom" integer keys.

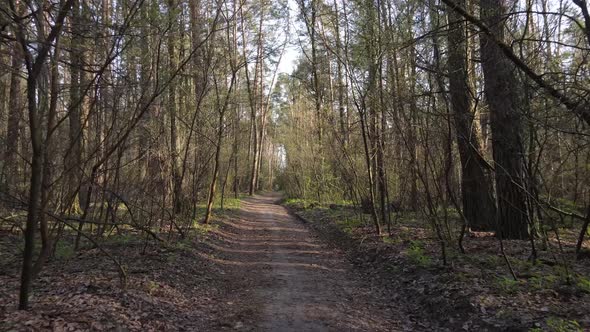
[{"left": 206, "top": 193, "right": 413, "bottom": 331}]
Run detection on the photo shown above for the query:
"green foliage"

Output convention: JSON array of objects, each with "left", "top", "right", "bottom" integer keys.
[
  {"left": 529, "top": 275, "right": 557, "bottom": 290},
  {"left": 105, "top": 233, "right": 135, "bottom": 245},
  {"left": 575, "top": 275, "right": 590, "bottom": 293},
  {"left": 495, "top": 276, "right": 520, "bottom": 294},
  {"left": 336, "top": 216, "right": 363, "bottom": 234},
  {"left": 546, "top": 317, "right": 582, "bottom": 332},
  {"left": 551, "top": 265, "right": 572, "bottom": 282},
  {"left": 283, "top": 198, "right": 320, "bottom": 210},
  {"left": 382, "top": 235, "right": 399, "bottom": 245},
  {"left": 170, "top": 238, "right": 193, "bottom": 251},
  {"left": 484, "top": 254, "right": 503, "bottom": 267},
  {"left": 540, "top": 197, "right": 585, "bottom": 228},
  {"left": 192, "top": 222, "right": 218, "bottom": 237},
  {"left": 54, "top": 242, "right": 75, "bottom": 260},
  {"left": 219, "top": 197, "right": 241, "bottom": 210},
  {"left": 406, "top": 240, "right": 431, "bottom": 267},
  {"left": 551, "top": 198, "right": 585, "bottom": 215},
  {"left": 393, "top": 212, "right": 423, "bottom": 228},
  {"left": 509, "top": 256, "right": 535, "bottom": 271}
]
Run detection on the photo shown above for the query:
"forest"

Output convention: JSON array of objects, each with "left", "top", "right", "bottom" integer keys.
[{"left": 0, "top": 0, "right": 589, "bottom": 330}]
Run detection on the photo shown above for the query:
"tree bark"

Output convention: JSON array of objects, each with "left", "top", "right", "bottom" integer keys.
[
  {"left": 446, "top": 0, "right": 496, "bottom": 231},
  {"left": 4, "top": 25, "right": 23, "bottom": 192},
  {"left": 68, "top": 0, "right": 84, "bottom": 218},
  {"left": 15, "top": 0, "right": 75, "bottom": 309},
  {"left": 168, "top": 0, "right": 182, "bottom": 215},
  {"left": 479, "top": 0, "right": 529, "bottom": 239}
]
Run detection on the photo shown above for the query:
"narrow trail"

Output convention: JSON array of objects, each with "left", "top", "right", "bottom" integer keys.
[{"left": 206, "top": 193, "right": 413, "bottom": 332}]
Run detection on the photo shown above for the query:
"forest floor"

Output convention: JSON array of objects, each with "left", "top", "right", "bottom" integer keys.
[
  {"left": 284, "top": 198, "right": 590, "bottom": 332},
  {"left": 1, "top": 193, "right": 588, "bottom": 331},
  {"left": 1, "top": 193, "right": 414, "bottom": 331}
]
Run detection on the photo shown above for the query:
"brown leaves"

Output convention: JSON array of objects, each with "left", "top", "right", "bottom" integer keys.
[{"left": 0, "top": 233, "right": 231, "bottom": 331}]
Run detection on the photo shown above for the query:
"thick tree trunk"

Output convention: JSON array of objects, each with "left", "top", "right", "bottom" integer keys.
[
  {"left": 479, "top": 0, "right": 529, "bottom": 239},
  {"left": 447, "top": 0, "right": 496, "bottom": 231}
]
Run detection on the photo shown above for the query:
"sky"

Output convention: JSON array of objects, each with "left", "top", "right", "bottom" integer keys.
[
  {"left": 276, "top": 0, "right": 300, "bottom": 74},
  {"left": 277, "top": 44, "right": 299, "bottom": 74}
]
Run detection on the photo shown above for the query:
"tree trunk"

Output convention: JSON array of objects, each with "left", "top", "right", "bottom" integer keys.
[
  {"left": 16, "top": 0, "right": 74, "bottom": 309},
  {"left": 33, "top": 36, "right": 61, "bottom": 278},
  {"left": 4, "top": 30, "right": 23, "bottom": 192},
  {"left": 479, "top": 0, "right": 529, "bottom": 239},
  {"left": 447, "top": 0, "right": 496, "bottom": 231},
  {"left": 19, "top": 75, "right": 44, "bottom": 309},
  {"left": 203, "top": 112, "right": 224, "bottom": 224},
  {"left": 168, "top": 0, "right": 182, "bottom": 215},
  {"left": 68, "top": 0, "right": 83, "bottom": 217}
]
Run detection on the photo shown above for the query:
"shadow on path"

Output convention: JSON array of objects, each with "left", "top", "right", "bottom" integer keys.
[{"left": 206, "top": 193, "right": 413, "bottom": 332}]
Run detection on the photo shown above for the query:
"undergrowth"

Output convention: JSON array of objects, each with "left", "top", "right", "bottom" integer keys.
[
  {"left": 283, "top": 196, "right": 590, "bottom": 330},
  {"left": 406, "top": 240, "right": 432, "bottom": 267}
]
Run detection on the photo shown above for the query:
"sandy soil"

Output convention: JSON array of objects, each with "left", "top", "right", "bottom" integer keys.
[{"left": 207, "top": 193, "right": 414, "bottom": 331}]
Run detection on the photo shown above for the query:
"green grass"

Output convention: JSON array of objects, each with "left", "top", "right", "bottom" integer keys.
[
  {"left": 576, "top": 275, "right": 590, "bottom": 293},
  {"left": 406, "top": 240, "right": 432, "bottom": 267},
  {"left": 335, "top": 215, "right": 363, "bottom": 234},
  {"left": 495, "top": 276, "right": 520, "bottom": 294},
  {"left": 54, "top": 242, "right": 75, "bottom": 260},
  {"left": 218, "top": 196, "right": 242, "bottom": 210},
  {"left": 106, "top": 233, "right": 137, "bottom": 244},
  {"left": 546, "top": 317, "right": 582, "bottom": 332},
  {"left": 283, "top": 198, "right": 320, "bottom": 210},
  {"left": 169, "top": 237, "right": 194, "bottom": 250},
  {"left": 528, "top": 275, "right": 558, "bottom": 290},
  {"left": 191, "top": 221, "right": 218, "bottom": 237},
  {"left": 382, "top": 234, "right": 400, "bottom": 245}
]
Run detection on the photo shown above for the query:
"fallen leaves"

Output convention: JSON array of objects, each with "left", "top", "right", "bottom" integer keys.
[
  {"left": 291, "top": 205, "right": 590, "bottom": 331},
  {"left": 0, "top": 231, "right": 249, "bottom": 331}
]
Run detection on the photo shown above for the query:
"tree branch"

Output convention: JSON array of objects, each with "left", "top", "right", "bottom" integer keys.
[{"left": 441, "top": 0, "right": 590, "bottom": 126}]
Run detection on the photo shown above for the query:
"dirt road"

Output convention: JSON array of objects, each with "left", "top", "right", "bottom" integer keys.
[{"left": 206, "top": 193, "right": 411, "bottom": 331}]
